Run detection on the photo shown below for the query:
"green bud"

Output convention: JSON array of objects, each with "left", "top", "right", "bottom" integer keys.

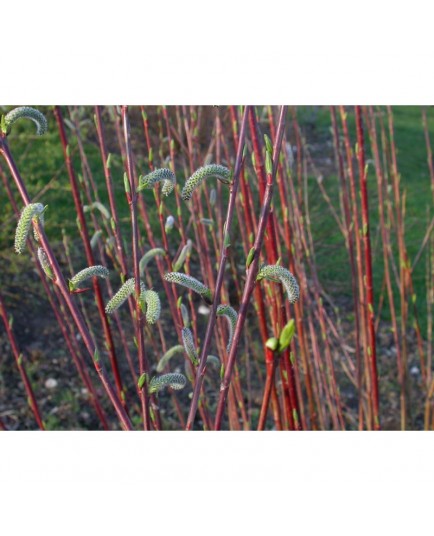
[
  {"left": 266, "top": 337, "right": 280, "bottom": 352},
  {"left": 278, "top": 319, "right": 295, "bottom": 352}
]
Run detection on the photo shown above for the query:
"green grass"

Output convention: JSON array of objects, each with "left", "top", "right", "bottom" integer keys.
[{"left": 295, "top": 106, "right": 433, "bottom": 334}]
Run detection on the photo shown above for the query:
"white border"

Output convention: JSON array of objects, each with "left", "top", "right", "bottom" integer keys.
[
  {"left": 1, "top": 432, "right": 434, "bottom": 534},
  {"left": 2, "top": 1, "right": 434, "bottom": 103},
  {"left": 1, "top": 2, "right": 434, "bottom": 533}
]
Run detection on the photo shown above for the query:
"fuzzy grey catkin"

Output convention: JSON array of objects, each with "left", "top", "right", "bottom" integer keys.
[
  {"left": 181, "top": 165, "right": 231, "bottom": 201},
  {"left": 180, "top": 303, "right": 190, "bottom": 327},
  {"left": 216, "top": 304, "right": 238, "bottom": 353},
  {"left": 37, "top": 248, "right": 54, "bottom": 280},
  {"left": 156, "top": 345, "right": 185, "bottom": 373},
  {"left": 69, "top": 265, "right": 109, "bottom": 290},
  {"left": 256, "top": 264, "right": 300, "bottom": 304},
  {"left": 172, "top": 240, "right": 192, "bottom": 272},
  {"left": 164, "top": 272, "right": 213, "bottom": 304},
  {"left": 206, "top": 355, "right": 220, "bottom": 367},
  {"left": 90, "top": 230, "right": 103, "bottom": 250},
  {"left": 105, "top": 277, "right": 146, "bottom": 314},
  {"left": 14, "top": 203, "right": 45, "bottom": 254},
  {"left": 139, "top": 248, "right": 166, "bottom": 276},
  {"left": 3, "top": 107, "right": 48, "bottom": 135},
  {"left": 149, "top": 373, "right": 187, "bottom": 394},
  {"left": 181, "top": 327, "right": 199, "bottom": 366},
  {"left": 83, "top": 201, "right": 110, "bottom": 219},
  {"left": 138, "top": 168, "right": 176, "bottom": 196},
  {"left": 143, "top": 290, "right": 161, "bottom": 324}
]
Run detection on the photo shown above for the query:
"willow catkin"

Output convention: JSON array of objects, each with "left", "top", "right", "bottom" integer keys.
[
  {"left": 182, "top": 327, "right": 199, "bottom": 366},
  {"left": 180, "top": 303, "right": 190, "bottom": 327},
  {"left": 172, "top": 240, "right": 192, "bottom": 272},
  {"left": 181, "top": 164, "right": 231, "bottom": 201},
  {"left": 3, "top": 107, "right": 48, "bottom": 135},
  {"left": 156, "top": 345, "right": 185, "bottom": 373},
  {"left": 216, "top": 304, "right": 238, "bottom": 353},
  {"left": 139, "top": 248, "right": 166, "bottom": 276},
  {"left": 138, "top": 168, "right": 176, "bottom": 196},
  {"left": 37, "top": 248, "right": 54, "bottom": 280},
  {"left": 90, "top": 230, "right": 103, "bottom": 250},
  {"left": 105, "top": 277, "right": 146, "bottom": 314},
  {"left": 149, "top": 373, "right": 187, "bottom": 394},
  {"left": 69, "top": 266, "right": 109, "bottom": 290},
  {"left": 14, "top": 203, "right": 45, "bottom": 254},
  {"left": 164, "top": 272, "right": 213, "bottom": 304},
  {"left": 206, "top": 355, "right": 220, "bottom": 367},
  {"left": 143, "top": 290, "right": 161, "bottom": 324},
  {"left": 83, "top": 201, "right": 110, "bottom": 220},
  {"left": 256, "top": 264, "right": 300, "bottom": 304}
]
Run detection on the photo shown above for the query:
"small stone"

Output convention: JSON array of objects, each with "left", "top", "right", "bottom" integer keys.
[
  {"left": 410, "top": 366, "right": 420, "bottom": 377},
  {"left": 45, "top": 378, "right": 58, "bottom": 389},
  {"left": 198, "top": 305, "right": 210, "bottom": 316}
]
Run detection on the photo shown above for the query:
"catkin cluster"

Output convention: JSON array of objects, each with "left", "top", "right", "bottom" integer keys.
[
  {"left": 143, "top": 289, "right": 161, "bottom": 324},
  {"left": 14, "top": 203, "right": 45, "bottom": 254},
  {"left": 105, "top": 278, "right": 145, "bottom": 314},
  {"left": 257, "top": 264, "right": 300, "bottom": 304},
  {"left": 164, "top": 272, "right": 213, "bottom": 304},
  {"left": 182, "top": 327, "right": 199, "bottom": 366},
  {"left": 181, "top": 165, "right": 231, "bottom": 201},
  {"left": 138, "top": 168, "right": 176, "bottom": 196},
  {"left": 69, "top": 265, "right": 109, "bottom": 290},
  {"left": 216, "top": 304, "right": 238, "bottom": 353},
  {"left": 3, "top": 107, "right": 48, "bottom": 136},
  {"left": 149, "top": 373, "right": 187, "bottom": 394}
]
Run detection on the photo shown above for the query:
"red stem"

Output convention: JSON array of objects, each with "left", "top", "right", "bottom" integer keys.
[{"left": 355, "top": 106, "right": 380, "bottom": 430}]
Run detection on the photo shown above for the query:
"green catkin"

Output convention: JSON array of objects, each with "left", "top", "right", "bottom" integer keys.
[
  {"left": 83, "top": 202, "right": 110, "bottom": 219},
  {"left": 139, "top": 248, "right": 166, "bottom": 276},
  {"left": 143, "top": 290, "right": 161, "bottom": 324},
  {"left": 256, "top": 264, "right": 300, "bottom": 304},
  {"left": 138, "top": 168, "right": 176, "bottom": 196},
  {"left": 90, "top": 230, "right": 103, "bottom": 250},
  {"left": 149, "top": 373, "right": 187, "bottom": 394},
  {"left": 156, "top": 345, "right": 185, "bottom": 373},
  {"left": 69, "top": 265, "right": 109, "bottom": 290},
  {"left": 37, "top": 248, "right": 54, "bottom": 280},
  {"left": 105, "top": 277, "right": 146, "bottom": 314},
  {"left": 180, "top": 303, "right": 190, "bottom": 327},
  {"left": 182, "top": 327, "right": 199, "bottom": 366},
  {"left": 181, "top": 164, "right": 231, "bottom": 201},
  {"left": 216, "top": 304, "right": 238, "bottom": 353},
  {"left": 206, "top": 355, "right": 220, "bottom": 367},
  {"left": 164, "top": 272, "right": 213, "bottom": 304},
  {"left": 172, "top": 240, "right": 192, "bottom": 272},
  {"left": 3, "top": 107, "right": 48, "bottom": 135},
  {"left": 14, "top": 203, "right": 45, "bottom": 254}
]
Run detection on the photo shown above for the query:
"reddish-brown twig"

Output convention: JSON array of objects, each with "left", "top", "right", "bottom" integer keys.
[{"left": 214, "top": 106, "right": 288, "bottom": 430}]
